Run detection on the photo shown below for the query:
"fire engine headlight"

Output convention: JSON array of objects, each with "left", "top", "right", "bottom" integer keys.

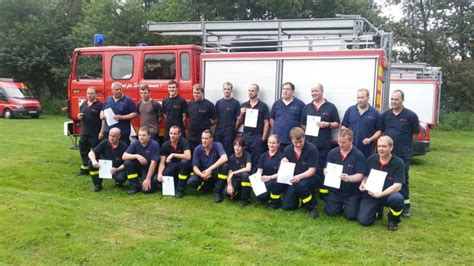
[{"left": 15, "top": 105, "right": 25, "bottom": 110}]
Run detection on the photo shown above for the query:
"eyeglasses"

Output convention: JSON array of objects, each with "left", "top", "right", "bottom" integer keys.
[{"left": 140, "top": 92, "right": 149, "bottom": 95}]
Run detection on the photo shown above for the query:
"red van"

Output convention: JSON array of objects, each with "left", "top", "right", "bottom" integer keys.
[{"left": 0, "top": 79, "right": 42, "bottom": 119}]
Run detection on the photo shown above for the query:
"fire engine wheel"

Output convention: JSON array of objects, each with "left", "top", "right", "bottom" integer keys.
[{"left": 3, "top": 109, "right": 13, "bottom": 119}]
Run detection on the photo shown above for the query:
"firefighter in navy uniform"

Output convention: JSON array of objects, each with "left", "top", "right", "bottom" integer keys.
[
  {"left": 78, "top": 87, "right": 103, "bottom": 175},
  {"left": 157, "top": 125, "right": 192, "bottom": 198},
  {"left": 237, "top": 83, "right": 270, "bottom": 172},
  {"left": 225, "top": 138, "right": 252, "bottom": 206},
  {"left": 324, "top": 128, "right": 367, "bottom": 220},
  {"left": 380, "top": 90, "right": 419, "bottom": 217},
  {"left": 162, "top": 80, "right": 188, "bottom": 140},
  {"left": 255, "top": 134, "right": 285, "bottom": 209},
  {"left": 215, "top": 81, "right": 240, "bottom": 156},
  {"left": 273, "top": 127, "right": 320, "bottom": 219},
  {"left": 300, "top": 83, "right": 340, "bottom": 200},
  {"left": 187, "top": 129, "right": 229, "bottom": 203},
  {"left": 358, "top": 136, "right": 405, "bottom": 231},
  {"left": 122, "top": 127, "right": 161, "bottom": 195},
  {"left": 88, "top": 128, "right": 128, "bottom": 192},
  {"left": 187, "top": 84, "right": 216, "bottom": 151}
]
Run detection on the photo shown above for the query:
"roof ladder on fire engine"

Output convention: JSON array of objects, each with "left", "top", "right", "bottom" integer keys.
[
  {"left": 391, "top": 62, "right": 442, "bottom": 81},
  {"left": 146, "top": 15, "right": 392, "bottom": 56}
]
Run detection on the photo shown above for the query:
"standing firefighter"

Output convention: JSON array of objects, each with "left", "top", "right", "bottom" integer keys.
[
  {"left": 78, "top": 87, "right": 103, "bottom": 175},
  {"left": 301, "top": 83, "right": 340, "bottom": 199},
  {"left": 381, "top": 90, "right": 419, "bottom": 217}
]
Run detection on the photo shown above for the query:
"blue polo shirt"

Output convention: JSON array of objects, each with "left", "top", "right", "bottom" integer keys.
[
  {"left": 367, "top": 154, "right": 405, "bottom": 191},
  {"left": 188, "top": 99, "right": 216, "bottom": 142},
  {"left": 381, "top": 108, "right": 419, "bottom": 158},
  {"left": 283, "top": 142, "right": 319, "bottom": 176},
  {"left": 215, "top": 97, "right": 240, "bottom": 136},
  {"left": 192, "top": 142, "right": 226, "bottom": 170},
  {"left": 301, "top": 100, "right": 340, "bottom": 149},
  {"left": 326, "top": 146, "right": 367, "bottom": 193},
  {"left": 126, "top": 139, "right": 160, "bottom": 168},
  {"left": 241, "top": 99, "right": 269, "bottom": 135},
  {"left": 102, "top": 95, "right": 137, "bottom": 135},
  {"left": 257, "top": 151, "right": 284, "bottom": 176},
  {"left": 342, "top": 104, "right": 382, "bottom": 158},
  {"left": 270, "top": 97, "right": 305, "bottom": 145}
]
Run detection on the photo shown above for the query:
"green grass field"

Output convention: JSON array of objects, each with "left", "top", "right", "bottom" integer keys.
[{"left": 0, "top": 115, "right": 472, "bottom": 264}]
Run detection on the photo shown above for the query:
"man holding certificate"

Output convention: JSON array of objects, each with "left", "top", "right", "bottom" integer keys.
[
  {"left": 237, "top": 84, "right": 270, "bottom": 172},
  {"left": 157, "top": 126, "right": 192, "bottom": 198},
  {"left": 323, "top": 128, "right": 367, "bottom": 220},
  {"left": 88, "top": 128, "right": 128, "bottom": 192},
  {"left": 100, "top": 82, "right": 137, "bottom": 146},
  {"left": 357, "top": 136, "right": 405, "bottom": 231},
  {"left": 279, "top": 127, "right": 320, "bottom": 219},
  {"left": 300, "top": 83, "right": 340, "bottom": 200}
]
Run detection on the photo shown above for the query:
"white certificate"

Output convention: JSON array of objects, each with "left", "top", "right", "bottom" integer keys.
[
  {"left": 104, "top": 108, "right": 118, "bottom": 126},
  {"left": 365, "top": 169, "right": 387, "bottom": 193},
  {"left": 98, "top": 160, "right": 113, "bottom": 179},
  {"left": 162, "top": 176, "right": 175, "bottom": 196},
  {"left": 324, "top": 163, "right": 343, "bottom": 189},
  {"left": 305, "top": 115, "right": 321, "bottom": 137},
  {"left": 244, "top": 108, "right": 259, "bottom": 128},
  {"left": 249, "top": 172, "right": 267, "bottom": 196},
  {"left": 277, "top": 161, "right": 295, "bottom": 185}
]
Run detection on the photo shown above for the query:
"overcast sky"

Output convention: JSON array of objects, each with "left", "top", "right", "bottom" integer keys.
[{"left": 375, "top": 0, "right": 403, "bottom": 21}]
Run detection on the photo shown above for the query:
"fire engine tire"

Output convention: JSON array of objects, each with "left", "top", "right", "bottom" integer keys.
[{"left": 3, "top": 109, "right": 13, "bottom": 119}]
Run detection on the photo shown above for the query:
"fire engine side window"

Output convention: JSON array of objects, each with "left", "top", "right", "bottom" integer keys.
[
  {"left": 143, "top": 54, "right": 176, "bottom": 80},
  {"left": 76, "top": 55, "right": 103, "bottom": 80},
  {"left": 111, "top": 55, "right": 133, "bottom": 80},
  {"left": 180, "top": 52, "right": 190, "bottom": 81}
]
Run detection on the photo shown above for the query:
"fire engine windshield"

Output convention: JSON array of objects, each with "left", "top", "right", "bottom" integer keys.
[{"left": 2, "top": 86, "right": 35, "bottom": 98}]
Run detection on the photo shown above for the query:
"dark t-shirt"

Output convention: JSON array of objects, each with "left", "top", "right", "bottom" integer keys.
[
  {"left": 160, "top": 136, "right": 191, "bottom": 164},
  {"left": 215, "top": 97, "right": 240, "bottom": 136},
  {"left": 162, "top": 95, "right": 188, "bottom": 133},
  {"left": 381, "top": 108, "right": 420, "bottom": 158},
  {"left": 241, "top": 99, "right": 270, "bottom": 135},
  {"left": 137, "top": 100, "right": 162, "bottom": 134},
  {"left": 228, "top": 151, "right": 251, "bottom": 171},
  {"left": 283, "top": 142, "right": 319, "bottom": 175},
  {"left": 187, "top": 99, "right": 216, "bottom": 142},
  {"left": 126, "top": 139, "right": 160, "bottom": 168},
  {"left": 301, "top": 100, "right": 340, "bottom": 149},
  {"left": 257, "top": 151, "right": 284, "bottom": 176},
  {"left": 92, "top": 139, "right": 128, "bottom": 168},
  {"left": 367, "top": 154, "right": 405, "bottom": 191},
  {"left": 80, "top": 100, "right": 103, "bottom": 135},
  {"left": 326, "top": 146, "right": 367, "bottom": 193}
]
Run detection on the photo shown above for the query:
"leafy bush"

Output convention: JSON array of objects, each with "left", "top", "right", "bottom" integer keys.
[
  {"left": 437, "top": 110, "right": 474, "bottom": 131},
  {"left": 39, "top": 97, "right": 68, "bottom": 115}
]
